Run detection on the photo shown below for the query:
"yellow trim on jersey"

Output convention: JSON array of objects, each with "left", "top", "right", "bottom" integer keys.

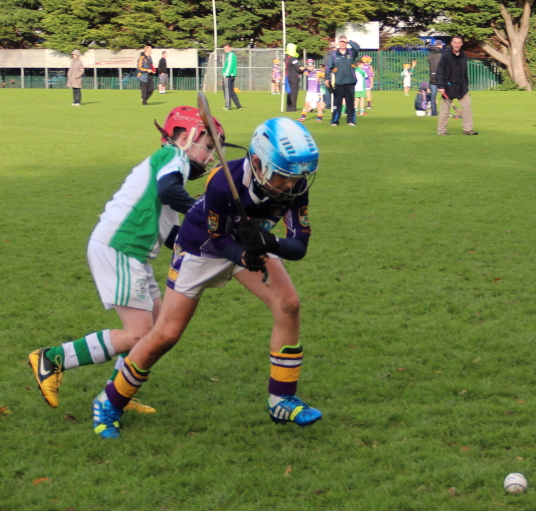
[{"left": 205, "top": 165, "right": 222, "bottom": 189}]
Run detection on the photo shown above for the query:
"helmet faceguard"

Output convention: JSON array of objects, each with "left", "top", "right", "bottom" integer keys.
[
  {"left": 248, "top": 118, "right": 318, "bottom": 201},
  {"left": 157, "top": 106, "right": 225, "bottom": 180}
]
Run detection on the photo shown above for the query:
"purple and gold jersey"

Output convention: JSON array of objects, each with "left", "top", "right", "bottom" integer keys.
[
  {"left": 272, "top": 64, "right": 281, "bottom": 80},
  {"left": 178, "top": 157, "right": 311, "bottom": 258},
  {"left": 363, "top": 64, "right": 375, "bottom": 88},
  {"left": 306, "top": 70, "right": 321, "bottom": 93}
]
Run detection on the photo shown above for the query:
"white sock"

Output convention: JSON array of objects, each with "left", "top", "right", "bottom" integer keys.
[{"left": 269, "top": 394, "right": 284, "bottom": 407}]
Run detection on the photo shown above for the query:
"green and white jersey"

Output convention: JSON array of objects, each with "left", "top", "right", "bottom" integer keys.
[
  {"left": 355, "top": 68, "right": 366, "bottom": 92},
  {"left": 91, "top": 144, "right": 190, "bottom": 264}
]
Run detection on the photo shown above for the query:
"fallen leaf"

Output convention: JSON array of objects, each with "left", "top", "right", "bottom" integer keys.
[
  {"left": 468, "top": 250, "right": 475, "bottom": 253},
  {"left": 0, "top": 407, "right": 12, "bottom": 415},
  {"left": 33, "top": 477, "right": 51, "bottom": 485},
  {"left": 372, "top": 441, "right": 378, "bottom": 449},
  {"left": 474, "top": 313, "right": 482, "bottom": 316},
  {"left": 396, "top": 367, "right": 406, "bottom": 372},
  {"left": 348, "top": 345, "right": 356, "bottom": 348},
  {"left": 314, "top": 489, "right": 324, "bottom": 495},
  {"left": 210, "top": 377, "right": 220, "bottom": 382},
  {"left": 64, "top": 414, "right": 78, "bottom": 423},
  {"left": 462, "top": 446, "right": 469, "bottom": 451},
  {"left": 5, "top": 240, "right": 10, "bottom": 243},
  {"left": 447, "top": 487, "right": 457, "bottom": 495},
  {"left": 473, "top": 357, "right": 481, "bottom": 363},
  {"left": 505, "top": 230, "right": 512, "bottom": 233},
  {"left": 493, "top": 278, "right": 501, "bottom": 282},
  {"left": 516, "top": 456, "right": 524, "bottom": 461},
  {"left": 460, "top": 390, "right": 468, "bottom": 395},
  {"left": 518, "top": 400, "right": 527, "bottom": 404},
  {"left": 284, "top": 465, "right": 292, "bottom": 477}
]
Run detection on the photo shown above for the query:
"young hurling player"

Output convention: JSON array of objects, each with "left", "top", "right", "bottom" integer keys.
[
  {"left": 29, "top": 106, "right": 224, "bottom": 413},
  {"left": 92, "top": 117, "right": 323, "bottom": 438},
  {"left": 297, "top": 59, "right": 325, "bottom": 123}
]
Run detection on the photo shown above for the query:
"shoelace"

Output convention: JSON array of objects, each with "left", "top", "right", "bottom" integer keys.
[{"left": 54, "top": 355, "right": 64, "bottom": 388}]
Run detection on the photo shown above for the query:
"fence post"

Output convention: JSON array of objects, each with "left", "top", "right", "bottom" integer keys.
[
  {"left": 94, "top": 68, "right": 97, "bottom": 89},
  {"left": 169, "top": 68, "right": 173, "bottom": 91},
  {"left": 119, "top": 68, "right": 122, "bottom": 90},
  {"left": 378, "top": 51, "right": 382, "bottom": 92},
  {"left": 248, "top": 48, "right": 252, "bottom": 91},
  {"left": 21, "top": 68, "right": 24, "bottom": 89},
  {"left": 45, "top": 68, "right": 49, "bottom": 89}
]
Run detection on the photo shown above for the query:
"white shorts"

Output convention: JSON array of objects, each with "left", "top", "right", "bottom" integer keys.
[
  {"left": 87, "top": 239, "right": 161, "bottom": 311},
  {"left": 166, "top": 252, "right": 244, "bottom": 299},
  {"left": 305, "top": 91, "right": 322, "bottom": 108},
  {"left": 403, "top": 78, "right": 411, "bottom": 88}
]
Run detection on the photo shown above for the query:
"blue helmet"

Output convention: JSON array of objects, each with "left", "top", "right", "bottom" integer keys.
[{"left": 249, "top": 117, "right": 318, "bottom": 199}]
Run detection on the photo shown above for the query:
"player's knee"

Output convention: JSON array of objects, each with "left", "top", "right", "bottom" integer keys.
[{"left": 280, "top": 294, "right": 300, "bottom": 318}]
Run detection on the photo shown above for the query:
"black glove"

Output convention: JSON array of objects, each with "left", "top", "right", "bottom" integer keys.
[
  {"left": 242, "top": 252, "right": 266, "bottom": 272},
  {"left": 164, "top": 225, "right": 180, "bottom": 250},
  {"left": 238, "top": 219, "right": 279, "bottom": 256}
]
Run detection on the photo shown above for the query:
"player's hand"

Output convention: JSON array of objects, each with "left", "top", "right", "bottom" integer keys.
[
  {"left": 241, "top": 252, "right": 267, "bottom": 272},
  {"left": 438, "top": 88, "right": 445, "bottom": 94},
  {"left": 238, "top": 219, "right": 279, "bottom": 256}
]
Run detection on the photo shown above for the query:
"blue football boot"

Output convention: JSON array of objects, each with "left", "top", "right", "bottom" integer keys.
[
  {"left": 268, "top": 395, "right": 322, "bottom": 427},
  {"left": 93, "top": 391, "right": 124, "bottom": 439}
]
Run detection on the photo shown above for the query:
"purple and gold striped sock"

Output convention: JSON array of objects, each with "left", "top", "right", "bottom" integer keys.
[
  {"left": 268, "top": 344, "right": 303, "bottom": 397},
  {"left": 105, "top": 357, "right": 149, "bottom": 409}
]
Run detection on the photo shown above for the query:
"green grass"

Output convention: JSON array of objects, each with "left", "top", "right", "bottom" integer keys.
[{"left": 2, "top": 88, "right": 536, "bottom": 510}]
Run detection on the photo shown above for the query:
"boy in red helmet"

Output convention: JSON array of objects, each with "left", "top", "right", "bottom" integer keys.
[{"left": 28, "top": 106, "right": 224, "bottom": 413}]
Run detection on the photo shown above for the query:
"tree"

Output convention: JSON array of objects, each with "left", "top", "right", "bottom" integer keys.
[
  {"left": 434, "top": 0, "right": 535, "bottom": 90},
  {"left": 0, "top": 0, "right": 44, "bottom": 49},
  {"left": 374, "top": 0, "right": 536, "bottom": 90}
]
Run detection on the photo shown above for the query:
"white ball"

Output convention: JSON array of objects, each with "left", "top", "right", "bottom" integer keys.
[{"left": 504, "top": 473, "right": 528, "bottom": 493}]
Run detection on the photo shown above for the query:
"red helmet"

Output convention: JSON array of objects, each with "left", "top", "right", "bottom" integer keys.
[
  {"left": 159, "top": 105, "right": 225, "bottom": 180},
  {"left": 160, "top": 105, "right": 224, "bottom": 146}
]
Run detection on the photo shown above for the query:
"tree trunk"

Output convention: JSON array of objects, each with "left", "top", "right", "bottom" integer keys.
[{"left": 480, "top": 0, "right": 534, "bottom": 90}]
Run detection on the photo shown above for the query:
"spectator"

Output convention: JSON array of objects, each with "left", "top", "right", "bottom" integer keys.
[
  {"left": 67, "top": 49, "right": 84, "bottom": 106},
  {"left": 354, "top": 60, "right": 367, "bottom": 116},
  {"left": 322, "top": 42, "right": 337, "bottom": 108},
  {"left": 400, "top": 62, "right": 415, "bottom": 96},
  {"left": 297, "top": 59, "right": 325, "bottom": 123},
  {"left": 414, "top": 81, "right": 431, "bottom": 116},
  {"left": 427, "top": 40, "right": 444, "bottom": 116},
  {"left": 325, "top": 35, "right": 360, "bottom": 126},
  {"left": 285, "top": 43, "right": 304, "bottom": 112},
  {"left": 222, "top": 43, "right": 242, "bottom": 110},
  {"left": 158, "top": 51, "right": 168, "bottom": 94},
  {"left": 271, "top": 59, "right": 281, "bottom": 94},
  {"left": 137, "top": 46, "right": 155, "bottom": 105},
  {"left": 361, "top": 55, "right": 375, "bottom": 109},
  {"left": 436, "top": 36, "right": 478, "bottom": 135}
]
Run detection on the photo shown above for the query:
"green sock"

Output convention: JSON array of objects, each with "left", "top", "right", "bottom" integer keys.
[{"left": 45, "top": 330, "right": 116, "bottom": 371}]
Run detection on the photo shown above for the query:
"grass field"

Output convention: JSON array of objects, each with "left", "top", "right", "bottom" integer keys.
[{"left": 2, "top": 88, "right": 536, "bottom": 511}]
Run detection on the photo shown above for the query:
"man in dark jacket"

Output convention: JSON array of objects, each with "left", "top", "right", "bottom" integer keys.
[
  {"left": 137, "top": 46, "right": 155, "bottom": 105},
  {"left": 436, "top": 36, "right": 478, "bottom": 135},
  {"left": 427, "top": 40, "right": 444, "bottom": 116},
  {"left": 285, "top": 43, "right": 304, "bottom": 112},
  {"left": 325, "top": 35, "right": 360, "bottom": 126}
]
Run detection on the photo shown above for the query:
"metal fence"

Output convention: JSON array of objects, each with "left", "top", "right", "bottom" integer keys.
[{"left": 0, "top": 49, "right": 501, "bottom": 92}]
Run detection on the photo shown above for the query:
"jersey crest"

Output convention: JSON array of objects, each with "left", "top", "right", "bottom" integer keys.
[{"left": 208, "top": 211, "right": 219, "bottom": 231}]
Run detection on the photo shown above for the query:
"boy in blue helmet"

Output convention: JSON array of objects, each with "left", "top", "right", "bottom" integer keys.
[{"left": 92, "top": 118, "right": 323, "bottom": 438}]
